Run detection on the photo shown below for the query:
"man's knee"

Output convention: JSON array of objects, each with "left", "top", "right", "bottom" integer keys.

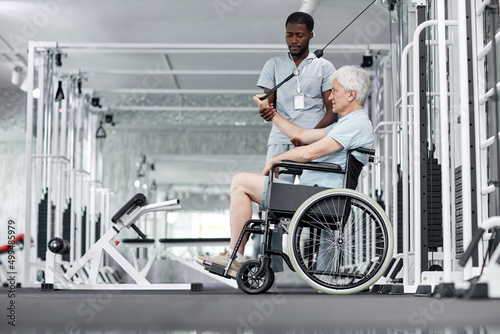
[
  {"left": 231, "top": 172, "right": 254, "bottom": 191},
  {"left": 231, "top": 172, "right": 264, "bottom": 201}
]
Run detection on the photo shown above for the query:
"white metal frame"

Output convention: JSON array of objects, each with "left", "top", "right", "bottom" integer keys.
[
  {"left": 397, "top": 0, "right": 500, "bottom": 293},
  {"left": 472, "top": 0, "right": 500, "bottom": 268},
  {"left": 400, "top": 3, "right": 464, "bottom": 291},
  {"left": 45, "top": 199, "right": 197, "bottom": 290}
]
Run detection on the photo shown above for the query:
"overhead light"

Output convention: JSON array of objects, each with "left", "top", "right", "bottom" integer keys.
[
  {"left": 19, "top": 77, "right": 28, "bottom": 92},
  {"left": 55, "top": 80, "right": 64, "bottom": 101},
  {"left": 299, "top": 0, "right": 319, "bottom": 14},
  {"left": 19, "top": 76, "right": 39, "bottom": 98},
  {"left": 11, "top": 66, "right": 24, "bottom": 86}
]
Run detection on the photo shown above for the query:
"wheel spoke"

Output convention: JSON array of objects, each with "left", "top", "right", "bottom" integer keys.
[{"left": 289, "top": 190, "right": 393, "bottom": 294}]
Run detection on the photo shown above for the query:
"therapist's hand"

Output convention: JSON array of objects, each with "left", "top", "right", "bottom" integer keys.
[{"left": 290, "top": 137, "right": 304, "bottom": 147}]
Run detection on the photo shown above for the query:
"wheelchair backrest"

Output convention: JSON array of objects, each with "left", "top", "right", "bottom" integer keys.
[
  {"left": 344, "top": 154, "right": 364, "bottom": 190},
  {"left": 344, "top": 147, "right": 375, "bottom": 190}
]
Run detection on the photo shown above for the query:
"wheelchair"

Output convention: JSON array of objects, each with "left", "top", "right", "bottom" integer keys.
[{"left": 204, "top": 147, "right": 394, "bottom": 294}]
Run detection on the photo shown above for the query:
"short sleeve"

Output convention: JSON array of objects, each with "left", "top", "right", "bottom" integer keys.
[
  {"left": 321, "top": 61, "right": 336, "bottom": 92},
  {"left": 326, "top": 112, "right": 374, "bottom": 152},
  {"left": 257, "top": 59, "right": 276, "bottom": 90},
  {"left": 327, "top": 118, "right": 358, "bottom": 149}
]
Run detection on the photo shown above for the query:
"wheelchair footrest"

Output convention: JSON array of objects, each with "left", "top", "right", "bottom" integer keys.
[{"left": 206, "top": 262, "right": 227, "bottom": 277}]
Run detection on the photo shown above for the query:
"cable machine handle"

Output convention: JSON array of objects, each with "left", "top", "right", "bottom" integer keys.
[{"left": 259, "top": 72, "right": 295, "bottom": 101}]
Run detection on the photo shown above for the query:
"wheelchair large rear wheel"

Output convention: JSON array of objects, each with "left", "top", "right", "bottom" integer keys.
[{"left": 287, "top": 189, "right": 393, "bottom": 294}]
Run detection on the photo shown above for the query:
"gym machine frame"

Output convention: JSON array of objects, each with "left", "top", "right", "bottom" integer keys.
[{"left": 45, "top": 193, "right": 201, "bottom": 290}]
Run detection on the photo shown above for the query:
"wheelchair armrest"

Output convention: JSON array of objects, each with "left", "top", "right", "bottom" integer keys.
[
  {"left": 271, "top": 160, "right": 342, "bottom": 182},
  {"left": 278, "top": 165, "right": 303, "bottom": 177}
]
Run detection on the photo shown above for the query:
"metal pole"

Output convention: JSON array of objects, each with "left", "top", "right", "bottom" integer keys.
[
  {"left": 437, "top": 0, "right": 452, "bottom": 282},
  {"left": 457, "top": 0, "right": 476, "bottom": 279},
  {"left": 23, "top": 41, "right": 36, "bottom": 285},
  {"left": 401, "top": 42, "right": 413, "bottom": 286}
]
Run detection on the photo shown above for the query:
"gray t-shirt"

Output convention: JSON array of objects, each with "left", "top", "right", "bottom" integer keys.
[{"left": 257, "top": 53, "right": 335, "bottom": 144}]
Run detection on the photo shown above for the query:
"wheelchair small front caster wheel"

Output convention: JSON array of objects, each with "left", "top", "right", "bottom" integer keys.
[{"left": 236, "top": 260, "right": 274, "bottom": 294}]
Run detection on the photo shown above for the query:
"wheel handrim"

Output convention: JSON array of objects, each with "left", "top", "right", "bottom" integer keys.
[{"left": 288, "top": 189, "right": 393, "bottom": 294}]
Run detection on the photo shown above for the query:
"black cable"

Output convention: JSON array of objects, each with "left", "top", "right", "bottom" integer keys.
[
  {"left": 317, "top": 0, "right": 377, "bottom": 56},
  {"left": 259, "top": 0, "right": 377, "bottom": 101}
]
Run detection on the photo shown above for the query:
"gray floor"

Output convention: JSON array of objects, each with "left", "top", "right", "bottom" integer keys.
[{"left": 1, "top": 284, "right": 500, "bottom": 333}]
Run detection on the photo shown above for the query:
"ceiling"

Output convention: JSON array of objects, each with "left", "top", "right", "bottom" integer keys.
[
  {"left": 0, "top": 0, "right": 394, "bottom": 192},
  {"left": 0, "top": 0, "right": 393, "bottom": 93}
]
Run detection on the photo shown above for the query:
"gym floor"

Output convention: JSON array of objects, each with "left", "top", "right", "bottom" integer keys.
[{"left": 1, "top": 284, "right": 499, "bottom": 333}]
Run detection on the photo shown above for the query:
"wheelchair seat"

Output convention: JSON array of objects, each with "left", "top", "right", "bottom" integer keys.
[{"left": 266, "top": 148, "right": 373, "bottom": 218}]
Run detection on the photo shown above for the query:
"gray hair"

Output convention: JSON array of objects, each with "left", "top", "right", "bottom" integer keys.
[{"left": 328, "top": 65, "right": 370, "bottom": 106}]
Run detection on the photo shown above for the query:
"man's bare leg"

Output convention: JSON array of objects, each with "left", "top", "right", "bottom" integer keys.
[{"left": 228, "top": 172, "right": 266, "bottom": 254}]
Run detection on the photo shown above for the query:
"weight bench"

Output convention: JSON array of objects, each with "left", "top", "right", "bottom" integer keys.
[{"left": 44, "top": 193, "right": 202, "bottom": 290}]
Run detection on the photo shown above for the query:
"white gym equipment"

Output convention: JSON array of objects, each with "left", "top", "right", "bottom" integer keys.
[
  {"left": 44, "top": 193, "right": 202, "bottom": 291},
  {"left": 459, "top": 217, "right": 500, "bottom": 298}
]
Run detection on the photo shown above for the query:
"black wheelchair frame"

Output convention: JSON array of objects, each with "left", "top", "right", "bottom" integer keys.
[{"left": 205, "top": 147, "right": 393, "bottom": 294}]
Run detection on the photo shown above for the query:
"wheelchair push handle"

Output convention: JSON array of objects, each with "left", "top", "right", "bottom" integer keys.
[
  {"left": 350, "top": 147, "right": 375, "bottom": 155},
  {"left": 348, "top": 147, "right": 375, "bottom": 163},
  {"left": 458, "top": 227, "right": 485, "bottom": 267}
]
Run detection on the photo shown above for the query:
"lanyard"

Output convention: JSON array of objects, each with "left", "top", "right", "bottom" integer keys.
[{"left": 292, "top": 55, "right": 314, "bottom": 94}]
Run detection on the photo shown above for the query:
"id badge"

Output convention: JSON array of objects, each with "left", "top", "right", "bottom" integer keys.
[{"left": 294, "top": 93, "right": 305, "bottom": 110}]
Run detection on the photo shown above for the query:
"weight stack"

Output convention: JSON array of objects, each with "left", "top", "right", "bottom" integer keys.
[
  {"left": 37, "top": 190, "right": 56, "bottom": 261},
  {"left": 95, "top": 213, "right": 101, "bottom": 241},
  {"left": 427, "top": 156, "right": 443, "bottom": 250},
  {"left": 37, "top": 190, "right": 48, "bottom": 261},
  {"left": 62, "top": 199, "right": 72, "bottom": 262},
  {"left": 397, "top": 166, "right": 405, "bottom": 254},
  {"left": 455, "top": 166, "right": 464, "bottom": 259},
  {"left": 81, "top": 207, "right": 87, "bottom": 256}
]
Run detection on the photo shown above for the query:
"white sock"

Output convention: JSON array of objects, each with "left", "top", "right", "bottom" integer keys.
[{"left": 228, "top": 247, "right": 245, "bottom": 262}]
